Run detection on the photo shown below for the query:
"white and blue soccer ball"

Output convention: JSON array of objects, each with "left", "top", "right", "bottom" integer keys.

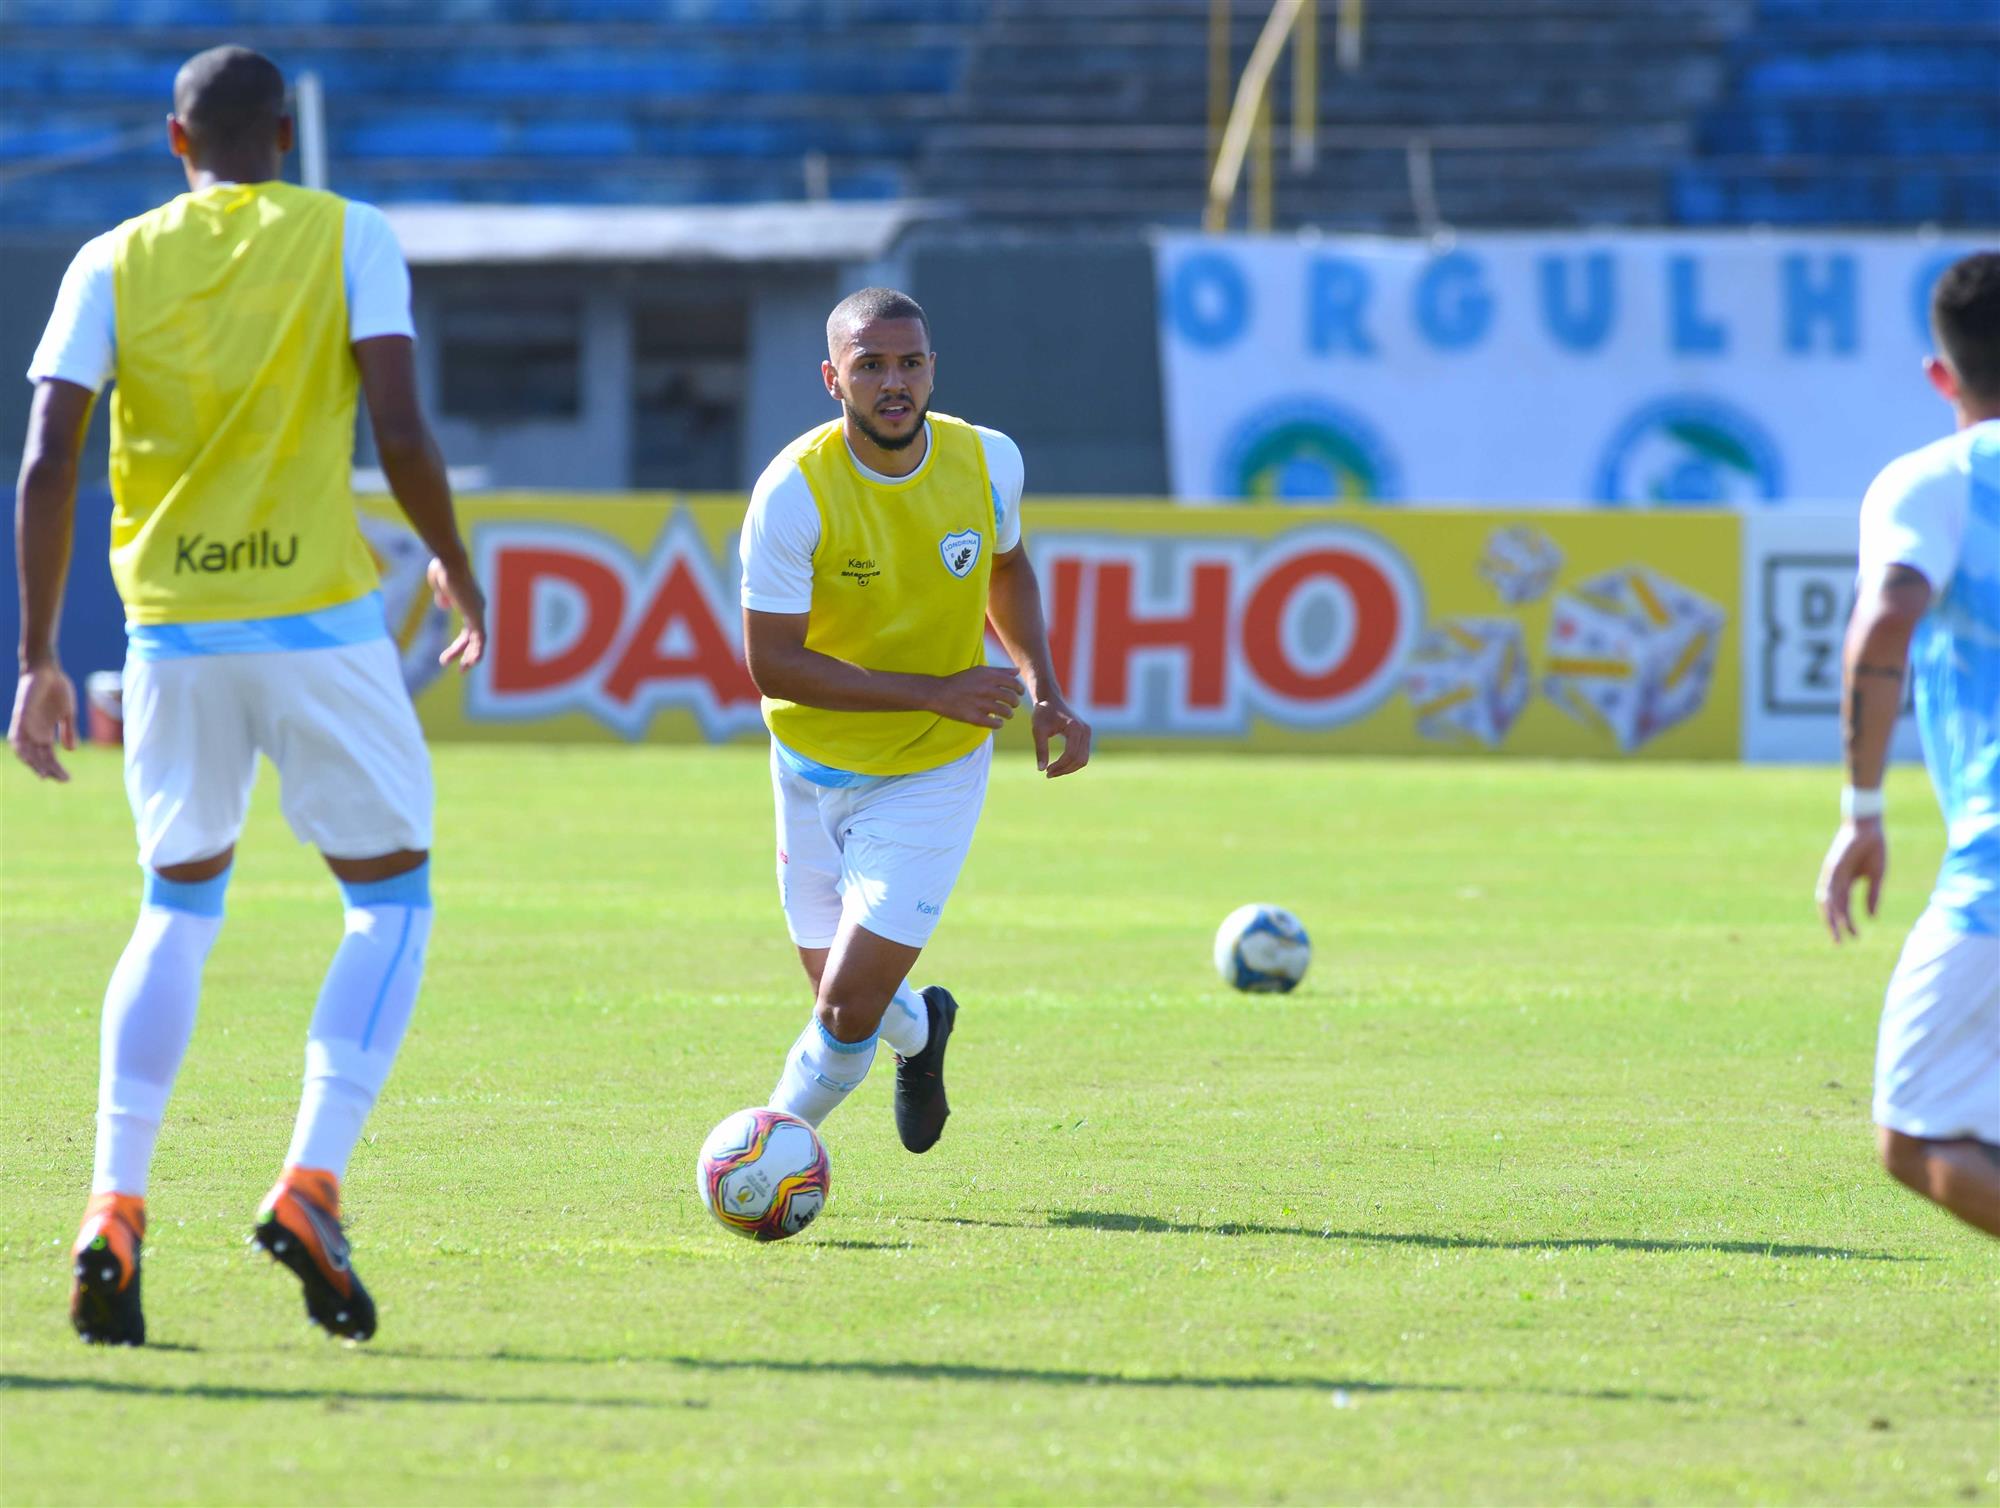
[{"left": 1213, "top": 903, "right": 1311, "bottom": 992}]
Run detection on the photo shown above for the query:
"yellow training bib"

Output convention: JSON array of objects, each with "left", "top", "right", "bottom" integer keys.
[
  {"left": 764, "top": 413, "right": 997, "bottom": 775},
  {"left": 108, "top": 182, "right": 379, "bottom": 624}
]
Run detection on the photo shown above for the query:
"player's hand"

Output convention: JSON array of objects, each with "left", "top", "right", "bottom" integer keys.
[
  {"left": 1031, "top": 693, "right": 1091, "bottom": 778},
  {"left": 9, "top": 661, "right": 78, "bottom": 782},
  {"left": 427, "top": 556, "right": 488, "bottom": 673},
  {"left": 930, "top": 666, "right": 1024, "bottom": 728},
  {"left": 1816, "top": 818, "right": 1887, "bottom": 943}
]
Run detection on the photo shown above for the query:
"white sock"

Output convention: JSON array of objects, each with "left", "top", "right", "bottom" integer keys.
[
  {"left": 769, "top": 1016, "right": 879, "bottom": 1128},
  {"left": 877, "top": 980, "right": 930, "bottom": 1058},
  {"left": 285, "top": 865, "right": 433, "bottom": 1178},
  {"left": 92, "top": 870, "right": 229, "bottom": 1196}
]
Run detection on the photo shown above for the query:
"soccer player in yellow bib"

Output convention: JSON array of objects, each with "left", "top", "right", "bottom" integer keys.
[
  {"left": 10, "top": 47, "right": 486, "bottom": 1345},
  {"left": 740, "top": 288, "right": 1092, "bottom": 1151}
]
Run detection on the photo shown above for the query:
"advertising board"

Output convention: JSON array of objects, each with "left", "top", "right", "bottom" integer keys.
[
  {"left": 1741, "top": 511, "right": 1924, "bottom": 764},
  {"left": 1155, "top": 232, "right": 1987, "bottom": 507},
  {"left": 366, "top": 496, "right": 1742, "bottom": 760}
]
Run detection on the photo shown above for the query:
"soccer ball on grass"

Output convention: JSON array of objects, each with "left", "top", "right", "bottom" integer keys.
[
  {"left": 696, "top": 1108, "right": 830, "bottom": 1241},
  {"left": 1213, "top": 903, "right": 1311, "bottom": 992}
]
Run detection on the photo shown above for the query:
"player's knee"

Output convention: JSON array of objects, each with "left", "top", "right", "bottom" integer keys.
[
  {"left": 324, "top": 848, "right": 429, "bottom": 887},
  {"left": 1878, "top": 1126, "right": 1933, "bottom": 1192},
  {"left": 153, "top": 846, "right": 235, "bottom": 885},
  {"left": 813, "top": 995, "right": 886, "bottom": 1045},
  {"left": 141, "top": 857, "right": 233, "bottom": 921}
]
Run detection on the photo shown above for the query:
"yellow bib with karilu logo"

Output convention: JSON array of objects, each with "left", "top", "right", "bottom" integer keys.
[
  {"left": 764, "top": 413, "right": 996, "bottom": 775},
  {"left": 109, "top": 182, "right": 379, "bottom": 624}
]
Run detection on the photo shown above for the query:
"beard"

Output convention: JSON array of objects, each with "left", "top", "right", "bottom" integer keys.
[{"left": 843, "top": 393, "right": 930, "bottom": 451}]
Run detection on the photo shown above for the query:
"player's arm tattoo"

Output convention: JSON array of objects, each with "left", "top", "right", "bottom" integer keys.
[
  {"left": 1839, "top": 563, "right": 1926, "bottom": 781},
  {"left": 1844, "top": 668, "right": 1903, "bottom": 759}
]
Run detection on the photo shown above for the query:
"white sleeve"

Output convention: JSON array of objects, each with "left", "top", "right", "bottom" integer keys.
[
  {"left": 976, "top": 425, "right": 1024, "bottom": 553},
  {"left": 739, "top": 460, "right": 821, "bottom": 613},
  {"left": 1857, "top": 448, "right": 1966, "bottom": 593},
  {"left": 26, "top": 232, "right": 117, "bottom": 392},
  {"left": 344, "top": 200, "right": 416, "bottom": 343}
]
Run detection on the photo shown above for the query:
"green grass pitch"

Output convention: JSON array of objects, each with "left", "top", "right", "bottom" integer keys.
[{"left": 2, "top": 744, "right": 1996, "bottom": 1505}]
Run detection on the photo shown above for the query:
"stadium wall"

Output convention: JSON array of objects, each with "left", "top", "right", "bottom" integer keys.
[
  {"left": 404, "top": 260, "right": 863, "bottom": 493},
  {"left": 397, "top": 238, "right": 1171, "bottom": 495},
  {"left": 905, "top": 238, "right": 1170, "bottom": 495}
]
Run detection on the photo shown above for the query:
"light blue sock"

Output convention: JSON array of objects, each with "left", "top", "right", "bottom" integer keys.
[
  {"left": 285, "top": 864, "right": 433, "bottom": 1178},
  {"left": 93, "top": 868, "right": 231, "bottom": 1195},
  {"left": 877, "top": 980, "right": 930, "bottom": 1058},
  {"left": 770, "top": 1017, "right": 878, "bottom": 1128}
]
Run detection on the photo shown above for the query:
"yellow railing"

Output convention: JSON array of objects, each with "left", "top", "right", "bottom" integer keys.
[{"left": 1205, "top": 0, "right": 1364, "bottom": 233}]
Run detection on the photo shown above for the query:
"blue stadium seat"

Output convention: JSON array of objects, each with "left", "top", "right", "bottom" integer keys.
[
  {"left": 1, "top": 0, "right": 991, "bottom": 28},
  {"left": 337, "top": 116, "right": 510, "bottom": 161},
  {"left": 1742, "top": 46, "right": 2000, "bottom": 100},
  {"left": 1673, "top": 164, "right": 2000, "bottom": 227},
  {"left": 514, "top": 118, "right": 642, "bottom": 159},
  {"left": 0, "top": 0, "right": 984, "bottom": 229},
  {"left": 1752, "top": 0, "right": 2000, "bottom": 24},
  {"left": 1675, "top": 0, "right": 2000, "bottom": 227},
  {"left": 0, "top": 124, "right": 133, "bottom": 162},
  {"left": 1699, "top": 103, "right": 2000, "bottom": 157}
]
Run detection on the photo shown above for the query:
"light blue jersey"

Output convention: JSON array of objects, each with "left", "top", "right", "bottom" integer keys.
[{"left": 1859, "top": 419, "right": 2000, "bottom": 935}]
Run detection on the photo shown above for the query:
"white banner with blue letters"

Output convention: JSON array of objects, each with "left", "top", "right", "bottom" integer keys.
[{"left": 1156, "top": 232, "right": 1991, "bottom": 506}]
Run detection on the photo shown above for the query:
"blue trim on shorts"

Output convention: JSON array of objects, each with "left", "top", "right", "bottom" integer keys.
[
  {"left": 126, "top": 592, "right": 390, "bottom": 661},
  {"left": 144, "top": 866, "right": 230, "bottom": 916},
  {"left": 814, "top": 1019, "right": 878, "bottom": 1055},
  {"left": 775, "top": 740, "right": 880, "bottom": 790},
  {"left": 339, "top": 860, "right": 432, "bottom": 911}
]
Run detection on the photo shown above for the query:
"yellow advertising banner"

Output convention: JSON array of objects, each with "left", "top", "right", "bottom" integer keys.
[{"left": 361, "top": 495, "right": 1741, "bottom": 759}]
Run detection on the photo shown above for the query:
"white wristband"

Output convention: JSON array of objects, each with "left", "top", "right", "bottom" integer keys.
[{"left": 1841, "top": 786, "right": 1885, "bottom": 821}]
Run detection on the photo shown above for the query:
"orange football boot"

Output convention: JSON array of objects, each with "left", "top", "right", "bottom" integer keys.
[
  {"left": 251, "top": 1167, "right": 376, "bottom": 1341},
  {"left": 71, "top": 1192, "right": 146, "bottom": 1345}
]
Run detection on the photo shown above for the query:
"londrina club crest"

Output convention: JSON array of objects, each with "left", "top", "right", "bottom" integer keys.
[
  {"left": 1595, "top": 396, "right": 1784, "bottom": 506},
  {"left": 940, "top": 529, "right": 981, "bottom": 578}
]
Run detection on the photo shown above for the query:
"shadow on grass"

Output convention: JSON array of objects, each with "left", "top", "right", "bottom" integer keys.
[
  {"left": 912, "top": 1211, "right": 1909, "bottom": 1262},
  {"left": 357, "top": 1351, "right": 1689, "bottom": 1405},
  {"left": 646, "top": 1353, "right": 1687, "bottom": 1404},
  {"left": 0, "top": 1372, "right": 667, "bottom": 1409}
]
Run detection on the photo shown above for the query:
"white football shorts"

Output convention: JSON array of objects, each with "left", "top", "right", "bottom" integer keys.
[
  {"left": 771, "top": 738, "right": 991, "bottom": 951},
  {"left": 122, "top": 639, "right": 433, "bottom": 870},
  {"left": 1873, "top": 906, "right": 2000, "bottom": 1143}
]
